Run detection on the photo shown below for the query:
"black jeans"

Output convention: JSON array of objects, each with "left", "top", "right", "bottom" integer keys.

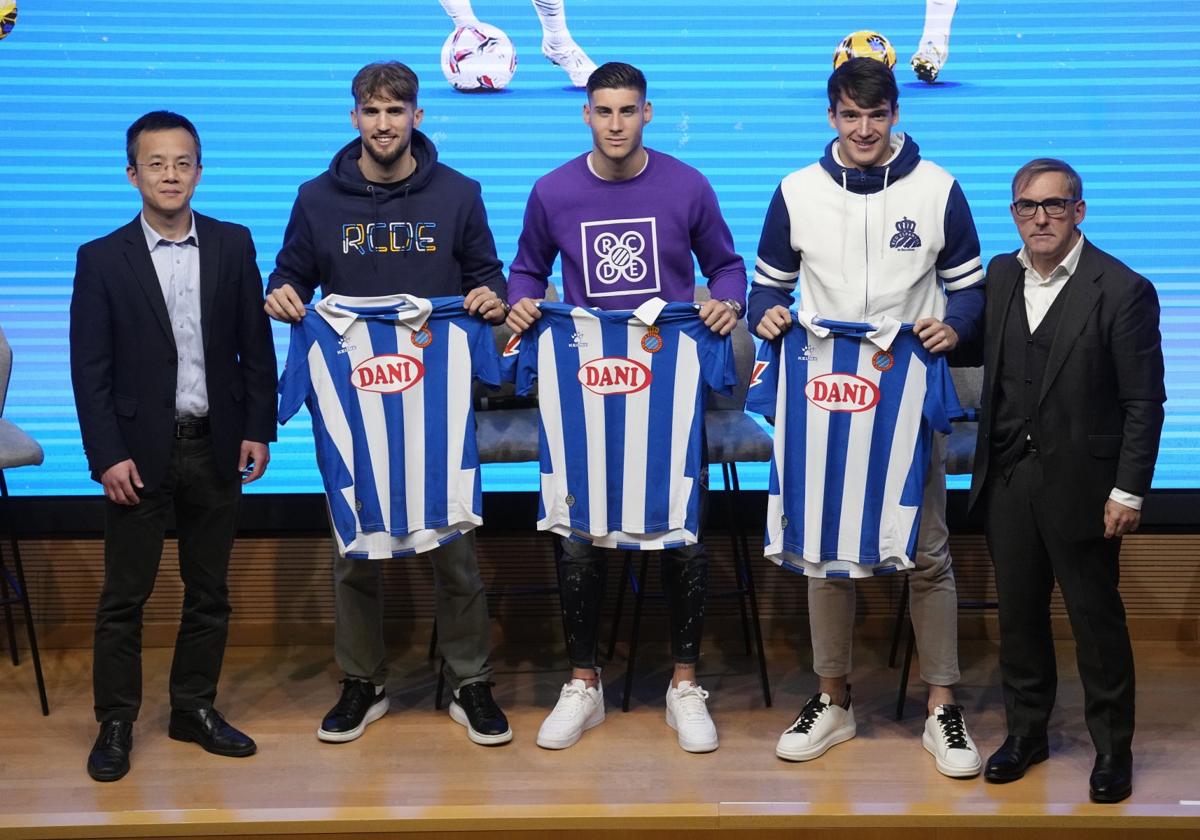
[
  {"left": 557, "top": 537, "right": 709, "bottom": 669},
  {"left": 93, "top": 434, "right": 242, "bottom": 722}
]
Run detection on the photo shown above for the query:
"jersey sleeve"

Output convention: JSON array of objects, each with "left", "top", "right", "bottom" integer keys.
[
  {"left": 745, "top": 336, "right": 781, "bottom": 418},
  {"left": 277, "top": 320, "right": 313, "bottom": 425},
  {"left": 472, "top": 320, "right": 502, "bottom": 387},
  {"left": 701, "top": 328, "right": 737, "bottom": 396},
  {"left": 923, "top": 352, "right": 964, "bottom": 434},
  {"left": 511, "top": 321, "right": 542, "bottom": 396}
]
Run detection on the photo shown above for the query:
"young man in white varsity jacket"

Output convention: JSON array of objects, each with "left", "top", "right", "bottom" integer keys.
[{"left": 749, "top": 57, "right": 986, "bottom": 778}]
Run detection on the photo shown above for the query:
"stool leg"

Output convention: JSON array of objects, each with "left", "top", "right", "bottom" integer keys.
[
  {"left": 606, "top": 551, "right": 633, "bottom": 662},
  {"left": 888, "top": 575, "right": 910, "bottom": 668},
  {"left": 721, "top": 463, "right": 752, "bottom": 655},
  {"left": 622, "top": 552, "right": 649, "bottom": 713},
  {"left": 1, "top": 559, "right": 18, "bottom": 666},
  {"left": 435, "top": 658, "right": 446, "bottom": 711},
  {"left": 895, "top": 624, "right": 916, "bottom": 721},
  {"left": 1, "top": 473, "right": 48, "bottom": 715},
  {"left": 729, "top": 464, "right": 771, "bottom": 707}
]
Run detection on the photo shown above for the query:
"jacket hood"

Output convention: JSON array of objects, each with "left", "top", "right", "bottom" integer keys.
[
  {"left": 327, "top": 129, "right": 440, "bottom": 195},
  {"left": 819, "top": 132, "right": 921, "bottom": 194}
]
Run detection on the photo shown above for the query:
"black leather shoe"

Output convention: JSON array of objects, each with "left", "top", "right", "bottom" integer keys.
[
  {"left": 984, "top": 735, "right": 1050, "bottom": 783},
  {"left": 1090, "top": 753, "right": 1133, "bottom": 803},
  {"left": 87, "top": 720, "right": 133, "bottom": 782},
  {"left": 449, "top": 681, "right": 513, "bottom": 745},
  {"left": 168, "top": 707, "right": 256, "bottom": 757}
]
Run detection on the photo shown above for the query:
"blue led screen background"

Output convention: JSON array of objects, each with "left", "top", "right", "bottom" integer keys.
[{"left": 2, "top": 0, "right": 1196, "bottom": 494}]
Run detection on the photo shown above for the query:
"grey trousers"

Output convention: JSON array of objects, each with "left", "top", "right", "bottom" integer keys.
[
  {"left": 333, "top": 529, "right": 493, "bottom": 690},
  {"left": 808, "top": 432, "right": 961, "bottom": 686}
]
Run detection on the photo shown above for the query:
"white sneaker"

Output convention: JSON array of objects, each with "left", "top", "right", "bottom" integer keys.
[
  {"left": 923, "top": 704, "right": 982, "bottom": 778},
  {"left": 776, "top": 692, "right": 856, "bottom": 762},
  {"left": 542, "top": 39, "right": 598, "bottom": 88},
  {"left": 910, "top": 41, "right": 948, "bottom": 83},
  {"left": 665, "top": 681, "right": 719, "bottom": 753},
  {"left": 536, "top": 677, "right": 605, "bottom": 749}
]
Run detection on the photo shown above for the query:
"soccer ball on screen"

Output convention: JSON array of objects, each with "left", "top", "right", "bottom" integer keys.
[
  {"left": 832, "top": 30, "right": 896, "bottom": 70},
  {"left": 0, "top": 0, "right": 18, "bottom": 41},
  {"left": 441, "top": 23, "right": 518, "bottom": 91}
]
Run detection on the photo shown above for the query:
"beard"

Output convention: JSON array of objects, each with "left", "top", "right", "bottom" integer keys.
[{"left": 362, "top": 135, "right": 408, "bottom": 169}]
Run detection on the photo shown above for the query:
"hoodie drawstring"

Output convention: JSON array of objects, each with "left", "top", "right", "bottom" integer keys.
[{"left": 880, "top": 164, "right": 891, "bottom": 260}]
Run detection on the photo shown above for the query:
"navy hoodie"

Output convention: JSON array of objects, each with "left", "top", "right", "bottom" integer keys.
[{"left": 268, "top": 129, "right": 505, "bottom": 301}]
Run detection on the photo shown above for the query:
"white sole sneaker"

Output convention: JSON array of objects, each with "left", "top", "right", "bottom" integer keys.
[
  {"left": 666, "top": 707, "right": 718, "bottom": 753},
  {"left": 776, "top": 720, "right": 855, "bottom": 762},
  {"left": 536, "top": 706, "right": 605, "bottom": 750},
  {"left": 922, "top": 729, "right": 982, "bottom": 778},
  {"left": 316, "top": 694, "right": 389, "bottom": 743},
  {"left": 449, "top": 701, "right": 514, "bottom": 746}
]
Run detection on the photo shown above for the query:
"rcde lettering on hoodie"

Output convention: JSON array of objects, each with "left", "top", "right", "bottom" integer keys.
[{"left": 268, "top": 129, "right": 505, "bottom": 301}]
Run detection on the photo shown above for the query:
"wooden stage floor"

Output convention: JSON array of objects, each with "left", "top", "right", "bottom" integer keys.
[{"left": 2, "top": 638, "right": 1198, "bottom": 839}]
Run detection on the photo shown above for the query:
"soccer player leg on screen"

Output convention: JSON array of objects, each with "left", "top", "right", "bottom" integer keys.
[
  {"left": 911, "top": 0, "right": 957, "bottom": 83},
  {"left": 437, "top": 0, "right": 597, "bottom": 87}
]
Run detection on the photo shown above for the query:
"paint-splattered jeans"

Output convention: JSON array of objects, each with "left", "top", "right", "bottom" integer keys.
[{"left": 557, "top": 537, "right": 708, "bottom": 669}]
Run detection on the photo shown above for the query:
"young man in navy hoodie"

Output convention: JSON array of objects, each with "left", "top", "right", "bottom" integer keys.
[
  {"left": 750, "top": 58, "right": 985, "bottom": 777},
  {"left": 265, "top": 61, "right": 512, "bottom": 747}
]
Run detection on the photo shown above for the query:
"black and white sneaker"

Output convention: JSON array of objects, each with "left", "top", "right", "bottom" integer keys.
[
  {"left": 923, "top": 704, "right": 982, "bottom": 777},
  {"left": 317, "top": 678, "right": 389, "bottom": 743},
  {"left": 776, "top": 690, "right": 856, "bottom": 762},
  {"left": 449, "top": 681, "right": 513, "bottom": 746}
]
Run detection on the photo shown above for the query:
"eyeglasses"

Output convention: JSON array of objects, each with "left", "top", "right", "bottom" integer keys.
[
  {"left": 1011, "top": 198, "right": 1077, "bottom": 218},
  {"left": 135, "top": 160, "right": 196, "bottom": 175}
]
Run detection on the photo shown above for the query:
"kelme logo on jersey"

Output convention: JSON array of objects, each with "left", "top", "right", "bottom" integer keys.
[
  {"left": 577, "top": 357, "right": 652, "bottom": 395},
  {"left": 352, "top": 354, "right": 426, "bottom": 394},
  {"left": 805, "top": 373, "right": 880, "bottom": 412}
]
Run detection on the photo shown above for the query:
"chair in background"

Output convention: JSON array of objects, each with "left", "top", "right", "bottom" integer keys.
[
  {"left": 889, "top": 364, "right": 996, "bottom": 719},
  {"left": 606, "top": 304, "right": 774, "bottom": 710},
  {"left": 0, "top": 325, "right": 49, "bottom": 715}
]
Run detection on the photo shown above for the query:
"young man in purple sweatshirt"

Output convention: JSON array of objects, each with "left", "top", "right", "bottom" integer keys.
[{"left": 505, "top": 62, "right": 746, "bottom": 754}]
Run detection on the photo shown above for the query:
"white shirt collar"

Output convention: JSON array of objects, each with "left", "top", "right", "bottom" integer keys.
[
  {"left": 797, "top": 311, "right": 902, "bottom": 351},
  {"left": 1017, "top": 231, "right": 1086, "bottom": 285},
  {"left": 315, "top": 293, "right": 434, "bottom": 336},
  {"left": 140, "top": 212, "right": 198, "bottom": 249}
]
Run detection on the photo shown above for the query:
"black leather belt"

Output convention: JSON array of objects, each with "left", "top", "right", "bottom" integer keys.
[{"left": 175, "top": 417, "right": 210, "bottom": 439}]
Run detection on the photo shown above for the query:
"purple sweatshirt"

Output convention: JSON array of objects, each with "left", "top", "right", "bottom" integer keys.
[{"left": 507, "top": 149, "right": 746, "bottom": 311}]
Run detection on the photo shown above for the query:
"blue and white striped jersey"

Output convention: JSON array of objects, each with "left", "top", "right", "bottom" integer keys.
[
  {"left": 508, "top": 299, "right": 735, "bottom": 549},
  {"left": 278, "top": 294, "right": 499, "bottom": 558},
  {"left": 746, "top": 312, "right": 962, "bottom": 578}
]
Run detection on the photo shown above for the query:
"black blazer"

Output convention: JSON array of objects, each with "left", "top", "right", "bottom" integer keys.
[
  {"left": 960, "top": 239, "right": 1165, "bottom": 541},
  {"left": 70, "top": 213, "right": 277, "bottom": 492}
]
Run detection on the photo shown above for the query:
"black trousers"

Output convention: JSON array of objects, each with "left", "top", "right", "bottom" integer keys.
[
  {"left": 557, "top": 537, "right": 708, "bottom": 669},
  {"left": 93, "top": 434, "right": 242, "bottom": 722},
  {"left": 984, "top": 451, "right": 1135, "bottom": 756}
]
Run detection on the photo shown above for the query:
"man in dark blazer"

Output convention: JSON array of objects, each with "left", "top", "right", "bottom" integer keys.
[
  {"left": 69, "top": 111, "right": 277, "bottom": 782},
  {"left": 957, "top": 158, "right": 1165, "bottom": 803}
]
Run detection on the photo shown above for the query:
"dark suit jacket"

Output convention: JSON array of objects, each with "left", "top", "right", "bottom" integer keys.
[
  {"left": 70, "top": 213, "right": 278, "bottom": 492},
  {"left": 959, "top": 239, "right": 1165, "bottom": 541}
]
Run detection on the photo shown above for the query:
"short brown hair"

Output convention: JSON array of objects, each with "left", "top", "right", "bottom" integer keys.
[
  {"left": 351, "top": 61, "right": 419, "bottom": 106},
  {"left": 1011, "top": 158, "right": 1083, "bottom": 201}
]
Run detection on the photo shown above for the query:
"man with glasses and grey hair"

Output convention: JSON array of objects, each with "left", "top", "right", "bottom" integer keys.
[{"left": 954, "top": 157, "right": 1166, "bottom": 803}]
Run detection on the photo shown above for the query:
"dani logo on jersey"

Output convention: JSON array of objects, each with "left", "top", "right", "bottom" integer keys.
[
  {"left": 578, "top": 357, "right": 652, "bottom": 396},
  {"left": 805, "top": 373, "right": 880, "bottom": 412},
  {"left": 351, "top": 354, "right": 426, "bottom": 394}
]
